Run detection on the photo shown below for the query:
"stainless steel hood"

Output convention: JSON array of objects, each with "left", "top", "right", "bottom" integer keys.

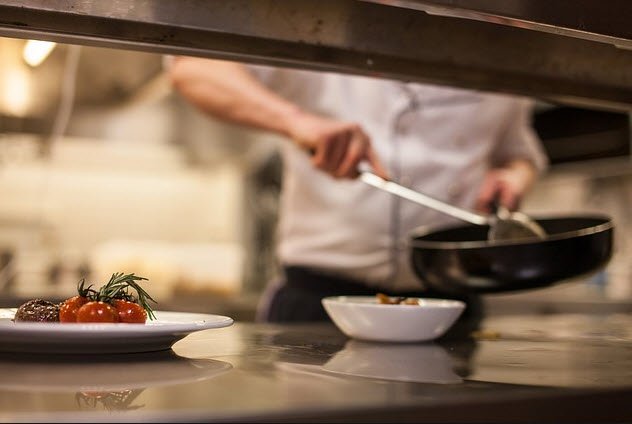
[{"left": 0, "top": 0, "right": 630, "bottom": 111}]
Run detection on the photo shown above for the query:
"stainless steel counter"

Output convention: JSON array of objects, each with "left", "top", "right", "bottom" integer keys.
[{"left": 1, "top": 312, "right": 631, "bottom": 423}]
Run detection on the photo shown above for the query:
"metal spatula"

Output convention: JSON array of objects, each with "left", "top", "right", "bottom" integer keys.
[
  {"left": 359, "top": 172, "right": 546, "bottom": 242},
  {"left": 487, "top": 204, "right": 547, "bottom": 241}
]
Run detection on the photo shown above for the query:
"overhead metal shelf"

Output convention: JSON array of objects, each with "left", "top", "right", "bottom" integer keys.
[
  {"left": 0, "top": 0, "right": 630, "bottom": 111},
  {"left": 369, "top": 0, "right": 632, "bottom": 50}
]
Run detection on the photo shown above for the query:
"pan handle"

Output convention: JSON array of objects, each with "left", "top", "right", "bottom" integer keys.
[{"left": 359, "top": 171, "right": 489, "bottom": 226}]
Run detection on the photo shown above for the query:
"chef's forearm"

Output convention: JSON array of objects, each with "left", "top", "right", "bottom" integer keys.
[{"left": 168, "top": 57, "right": 304, "bottom": 139}]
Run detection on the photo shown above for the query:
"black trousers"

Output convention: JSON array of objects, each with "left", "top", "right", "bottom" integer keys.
[{"left": 264, "top": 266, "right": 483, "bottom": 323}]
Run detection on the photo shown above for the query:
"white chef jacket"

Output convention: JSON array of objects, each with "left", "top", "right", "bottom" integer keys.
[{"left": 249, "top": 66, "right": 548, "bottom": 292}]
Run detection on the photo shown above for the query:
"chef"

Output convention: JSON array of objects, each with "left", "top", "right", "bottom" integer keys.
[{"left": 167, "top": 57, "right": 548, "bottom": 322}]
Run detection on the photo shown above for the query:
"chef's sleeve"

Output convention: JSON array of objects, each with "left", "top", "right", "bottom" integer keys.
[{"left": 492, "top": 98, "right": 549, "bottom": 174}]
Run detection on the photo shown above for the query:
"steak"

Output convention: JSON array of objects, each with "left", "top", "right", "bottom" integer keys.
[{"left": 14, "top": 299, "right": 60, "bottom": 322}]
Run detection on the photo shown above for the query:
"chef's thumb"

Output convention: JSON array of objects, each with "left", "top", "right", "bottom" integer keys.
[{"left": 365, "top": 147, "right": 390, "bottom": 180}]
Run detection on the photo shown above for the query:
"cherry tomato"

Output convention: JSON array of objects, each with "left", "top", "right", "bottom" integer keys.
[
  {"left": 113, "top": 299, "right": 147, "bottom": 324},
  {"left": 76, "top": 301, "right": 119, "bottom": 323},
  {"left": 59, "top": 295, "right": 89, "bottom": 323}
]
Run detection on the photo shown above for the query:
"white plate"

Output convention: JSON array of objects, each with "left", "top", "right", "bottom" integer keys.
[{"left": 0, "top": 309, "right": 234, "bottom": 354}]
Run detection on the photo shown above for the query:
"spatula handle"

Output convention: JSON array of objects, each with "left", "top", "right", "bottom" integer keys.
[{"left": 359, "top": 172, "right": 489, "bottom": 226}]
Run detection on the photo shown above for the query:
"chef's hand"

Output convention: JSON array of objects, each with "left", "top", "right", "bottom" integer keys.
[
  {"left": 287, "top": 111, "right": 389, "bottom": 180},
  {"left": 475, "top": 159, "right": 537, "bottom": 213}
]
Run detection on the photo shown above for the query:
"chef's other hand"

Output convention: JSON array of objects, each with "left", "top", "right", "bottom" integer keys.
[
  {"left": 287, "top": 112, "right": 389, "bottom": 180},
  {"left": 475, "top": 159, "right": 537, "bottom": 213}
]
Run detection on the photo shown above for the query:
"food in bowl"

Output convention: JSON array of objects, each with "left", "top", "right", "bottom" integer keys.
[
  {"left": 322, "top": 296, "right": 465, "bottom": 343},
  {"left": 376, "top": 293, "right": 419, "bottom": 305}
]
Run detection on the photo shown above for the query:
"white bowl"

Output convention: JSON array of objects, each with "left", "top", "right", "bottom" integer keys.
[{"left": 322, "top": 296, "right": 466, "bottom": 343}]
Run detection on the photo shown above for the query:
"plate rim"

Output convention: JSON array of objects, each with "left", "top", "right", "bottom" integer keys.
[
  {"left": 0, "top": 309, "right": 234, "bottom": 336},
  {"left": 322, "top": 296, "right": 466, "bottom": 309}
]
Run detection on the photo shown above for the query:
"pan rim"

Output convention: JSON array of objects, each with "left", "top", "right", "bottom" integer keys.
[{"left": 408, "top": 213, "right": 613, "bottom": 250}]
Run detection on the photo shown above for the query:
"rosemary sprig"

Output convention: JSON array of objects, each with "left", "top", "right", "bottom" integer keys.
[{"left": 96, "top": 272, "right": 157, "bottom": 320}]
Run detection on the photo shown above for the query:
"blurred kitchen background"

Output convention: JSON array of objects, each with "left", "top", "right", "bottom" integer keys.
[{"left": 0, "top": 38, "right": 630, "bottom": 319}]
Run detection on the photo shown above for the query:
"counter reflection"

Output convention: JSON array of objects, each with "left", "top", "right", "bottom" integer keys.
[{"left": 0, "top": 350, "right": 233, "bottom": 412}]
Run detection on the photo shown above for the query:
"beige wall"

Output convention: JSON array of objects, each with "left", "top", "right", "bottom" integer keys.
[{"left": 0, "top": 134, "right": 247, "bottom": 302}]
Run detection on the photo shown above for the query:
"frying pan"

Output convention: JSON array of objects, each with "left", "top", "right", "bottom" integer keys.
[
  {"left": 304, "top": 150, "right": 614, "bottom": 294},
  {"left": 409, "top": 214, "right": 613, "bottom": 294}
]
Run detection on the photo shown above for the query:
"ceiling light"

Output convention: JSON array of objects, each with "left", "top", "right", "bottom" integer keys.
[{"left": 23, "top": 40, "right": 56, "bottom": 67}]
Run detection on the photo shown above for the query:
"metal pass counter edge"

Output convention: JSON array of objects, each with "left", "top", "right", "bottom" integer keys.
[{"left": 0, "top": 315, "right": 631, "bottom": 423}]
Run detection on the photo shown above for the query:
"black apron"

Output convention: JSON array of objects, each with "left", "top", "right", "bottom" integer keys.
[{"left": 264, "top": 266, "right": 483, "bottom": 323}]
